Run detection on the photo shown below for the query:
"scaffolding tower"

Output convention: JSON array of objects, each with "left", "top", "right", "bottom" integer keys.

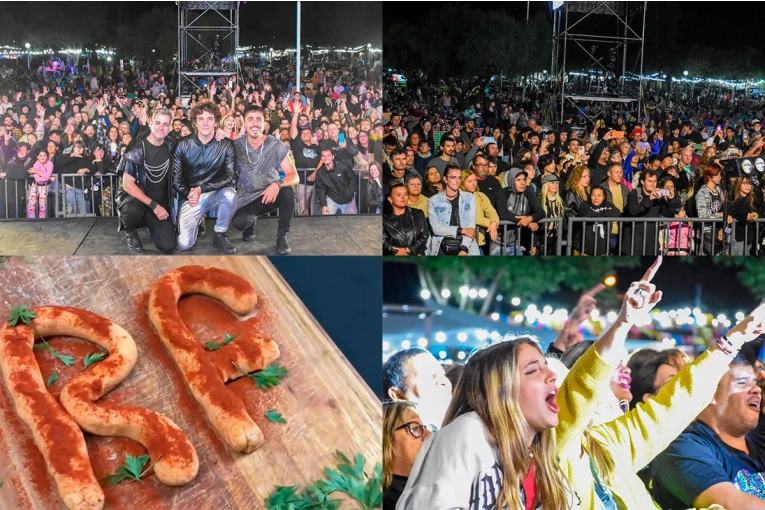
[
  {"left": 177, "top": 1, "right": 243, "bottom": 97},
  {"left": 551, "top": 1, "right": 647, "bottom": 126}
]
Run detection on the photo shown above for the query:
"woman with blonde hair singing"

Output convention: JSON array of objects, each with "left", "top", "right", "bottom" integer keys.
[{"left": 397, "top": 336, "right": 577, "bottom": 510}]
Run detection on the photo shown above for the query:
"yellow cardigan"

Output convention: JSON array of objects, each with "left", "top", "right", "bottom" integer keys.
[
  {"left": 474, "top": 191, "right": 499, "bottom": 247},
  {"left": 407, "top": 194, "right": 429, "bottom": 217},
  {"left": 555, "top": 345, "right": 732, "bottom": 510}
]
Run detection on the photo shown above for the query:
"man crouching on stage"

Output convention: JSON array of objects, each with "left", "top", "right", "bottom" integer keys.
[
  {"left": 116, "top": 108, "right": 177, "bottom": 254},
  {"left": 173, "top": 99, "right": 238, "bottom": 254},
  {"left": 232, "top": 105, "right": 300, "bottom": 255}
]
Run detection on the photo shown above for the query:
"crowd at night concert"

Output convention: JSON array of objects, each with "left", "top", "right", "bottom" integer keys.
[
  {"left": 382, "top": 81, "right": 765, "bottom": 257},
  {"left": 0, "top": 54, "right": 382, "bottom": 254},
  {"left": 383, "top": 258, "right": 765, "bottom": 510}
]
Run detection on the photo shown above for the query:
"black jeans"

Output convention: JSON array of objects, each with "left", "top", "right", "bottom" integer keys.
[
  {"left": 232, "top": 185, "right": 295, "bottom": 233},
  {"left": 118, "top": 199, "right": 177, "bottom": 254}
]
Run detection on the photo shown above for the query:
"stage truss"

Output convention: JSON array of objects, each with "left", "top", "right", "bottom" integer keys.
[
  {"left": 551, "top": 1, "right": 647, "bottom": 125},
  {"left": 177, "top": 1, "right": 243, "bottom": 96}
]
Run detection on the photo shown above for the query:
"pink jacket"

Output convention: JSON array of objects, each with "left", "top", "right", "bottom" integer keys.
[
  {"left": 32, "top": 160, "right": 53, "bottom": 185},
  {"left": 664, "top": 221, "right": 692, "bottom": 254}
]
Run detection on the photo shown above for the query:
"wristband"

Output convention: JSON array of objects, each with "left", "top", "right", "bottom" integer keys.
[
  {"left": 716, "top": 335, "right": 737, "bottom": 357},
  {"left": 148, "top": 200, "right": 158, "bottom": 210},
  {"left": 275, "top": 180, "right": 285, "bottom": 189}
]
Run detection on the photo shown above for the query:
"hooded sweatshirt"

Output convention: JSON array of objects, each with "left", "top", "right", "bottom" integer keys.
[{"left": 495, "top": 168, "right": 545, "bottom": 224}]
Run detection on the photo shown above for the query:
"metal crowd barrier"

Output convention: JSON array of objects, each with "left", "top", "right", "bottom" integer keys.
[
  {"left": 0, "top": 169, "right": 381, "bottom": 221},
  {"left": 294, "top": 167, "right": 380, "bottom": 216},
  {"left": 0, "top": 173, "right": 121, "bottom": 220},
  {"left": 497, "top": 218, "right": 564, "bottom": 256},
  {"left": 564, "top": 217, "right": 765, "bottom": 256}
]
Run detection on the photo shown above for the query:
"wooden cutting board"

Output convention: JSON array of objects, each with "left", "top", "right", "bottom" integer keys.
[{"left": 0, "top": 256, "right": 382, "bottom": 510}]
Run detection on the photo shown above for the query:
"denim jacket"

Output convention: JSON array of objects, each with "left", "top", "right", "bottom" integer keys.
[{"left": 427, "top": 189, "right": 480, "bottom": 255}]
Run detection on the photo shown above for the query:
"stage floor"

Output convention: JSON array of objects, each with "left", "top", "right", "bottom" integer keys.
[{"left": 0, "top": 216, "right": 381, "bottom": 256}]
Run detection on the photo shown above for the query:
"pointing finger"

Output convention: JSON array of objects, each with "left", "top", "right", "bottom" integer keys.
[
  {"left": 641, "top": 255, "right": 663, "bottom": 283},
  {"left": 584, "top": 283, "right": 606, "bottom": 298}
]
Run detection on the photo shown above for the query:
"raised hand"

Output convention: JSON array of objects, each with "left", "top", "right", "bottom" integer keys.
[
  {"left": 15, "top": 91, "right": 22, "bottom": 101},
  {"left": 621, "top": 256, "right": 663, "bottom": 324},
  {"left": 722, "top": 298, "right": 765, "bottom": 352},
  {"left": 42, "top": 85, "right": 49, "bottom": 96},
  {"left": 56, "top": 86, "right": 62, "bottom": 96}
]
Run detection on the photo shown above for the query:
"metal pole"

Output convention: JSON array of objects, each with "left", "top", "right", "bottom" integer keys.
[
  {"left": 27, "top": 51, "right": 30, "bottom": 69},
  {"left": 526, "top": 1, "right": 530, "bottom": 23},
  {"left": 621, "top": 9, "right": 628, "bottom": 89},
  {"left": 638, "top": 1, "right": 647, "bottom": 119},
  {"left": 296, "top": 1, "right": 301, "bottom": 94},
  {"left": 178, "top": 4, "right": 182, "bottom": 95},
  {"left": 560, "top": 4, "right": 568, "bottom": 127}
]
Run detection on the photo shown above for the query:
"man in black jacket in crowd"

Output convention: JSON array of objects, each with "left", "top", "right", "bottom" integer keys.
[
  {"left": 0, "top": 142, "right": 33, "bottom": 218},
  {"left": 173, "top": 99, "right": 238, "bottom": 254},
  {"left": 315, "top": 147, "right": 359, "bottom": 215}
]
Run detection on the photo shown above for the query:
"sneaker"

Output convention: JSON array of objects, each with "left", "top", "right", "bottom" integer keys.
[
  {"left": 126, "top": 230, "right": 143, "bottom": 252},
  {"left": 213, "top": 231, "right": 236, "bottom": 254},
  {"left": 243, "top": 218, "right": 257, "bottom": 242},
  {"left": 198, "top": 217, "right": 207, "bottom": 237},
  {"left": 275, "top": 230, "right": 291, "bottom": 255}
]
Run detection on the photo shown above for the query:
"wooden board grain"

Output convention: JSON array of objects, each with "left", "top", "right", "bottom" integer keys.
[{"left": 0, "top": 256, "right": 382, "bottom": 510}]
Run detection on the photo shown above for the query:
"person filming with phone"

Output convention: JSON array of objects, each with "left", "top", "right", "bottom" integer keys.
[{"left": 621, "top": 170, "right": 677, "bottom": 255}]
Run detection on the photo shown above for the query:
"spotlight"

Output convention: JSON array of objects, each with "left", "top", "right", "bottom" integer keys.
[{"left": 723, "top": 156, "right": 765, "bottom": 178}]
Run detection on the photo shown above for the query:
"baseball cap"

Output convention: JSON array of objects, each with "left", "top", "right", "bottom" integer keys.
[{"left": 541, "top": 174, "right": 560, "bottom": 184}]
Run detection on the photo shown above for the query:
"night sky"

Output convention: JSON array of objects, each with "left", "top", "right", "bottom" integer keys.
[
  {"left": 383, "top": 258, "right": 761, "bottom": 317},
  {"left": 154, "top": 1, "right": 381, "bottom": 48},
  {"left": 384, "top": 2, "right": 759, "bottom": 51}
]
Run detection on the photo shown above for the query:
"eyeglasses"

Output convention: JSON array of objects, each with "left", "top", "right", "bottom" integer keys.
[
  {"left": 474, "top": 163, "right": 488, "bottom": 168},
  {"left": 396, "top": 421, "right": 427, "bottom": 438}
]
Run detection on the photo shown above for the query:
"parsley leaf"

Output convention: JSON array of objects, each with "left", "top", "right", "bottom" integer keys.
[
  {"left": 0, "top": 479, "right": 3, "bottom": 488},
  {"left": 35, "top": 339, "right": 75, "bottom": 367},
  {"left": 233, "top": 362, "right": 289, "bottom": 389},
  {"left": 265, "top": 409, "right": 287, "bottom": 424},
  {"left": 205, "top": 332, "right": 239, "bottom": 351},
  {"left": 83, "top": 351, "right": 107, "bottom": 369},
  {"left": 266, "top": 452, "right": 382, "bottom": 510},
  {"left": 100, "top": 454, "right": 155, "bottom": 486},
  {"left": 7, "top": 305, "right": 36, "bottom": 327},
  {"left": 46, "top": 371, "right": 59, "bottom": 387}
]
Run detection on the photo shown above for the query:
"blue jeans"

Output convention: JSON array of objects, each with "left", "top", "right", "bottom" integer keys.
[
  {"left": 65, "top": 187, "right": 89, "bottom": 216},
  {"left": 177, "top": 187, "right": 238, "bottom": 251},
  {"left": 326, "top": 194, "right": 357, "bottom": 215}
]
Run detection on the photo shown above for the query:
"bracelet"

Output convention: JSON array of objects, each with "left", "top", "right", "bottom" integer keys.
[
  {"left": 275, "top": 180, "right": 284, "bottom": 189},
  {"left": 148, "top": 200, "right": 158, "bottom": 210},
  {"left": 716, "top": 335, "right": 737, "bottom": 357}
]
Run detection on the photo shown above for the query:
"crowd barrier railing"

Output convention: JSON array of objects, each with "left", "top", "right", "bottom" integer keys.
[
  {"left": 564, "top": 217, "right": 765, "bottom": 256},
  {"left": 497, "top": 218, "right": 564, "bottom": 256},
  {"left": 0, "top": 169, "right": 381, "bottom": 221}
]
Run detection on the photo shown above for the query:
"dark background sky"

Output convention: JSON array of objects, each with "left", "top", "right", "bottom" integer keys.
[
  {"left": 383, "top": 258, "right": 760, "bottom": 318},
  {"left": 150, "top": 1, "right": 380, "bottom": 48},
  {"left": 384, "top": 2, "right": 756, "bottom": 51}
]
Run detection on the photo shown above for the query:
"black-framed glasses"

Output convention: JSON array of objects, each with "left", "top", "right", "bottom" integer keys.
[{"left": 396, "top": 421, "right": 427, "bottom": 438}]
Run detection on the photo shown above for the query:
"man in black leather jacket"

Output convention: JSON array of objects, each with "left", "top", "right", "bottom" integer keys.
[
  {"left": 173, "top": 99, "right": 238, "bottom": 254},
  {"left": 116, "top": 108, "right": 177, "bottom": 253}
]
